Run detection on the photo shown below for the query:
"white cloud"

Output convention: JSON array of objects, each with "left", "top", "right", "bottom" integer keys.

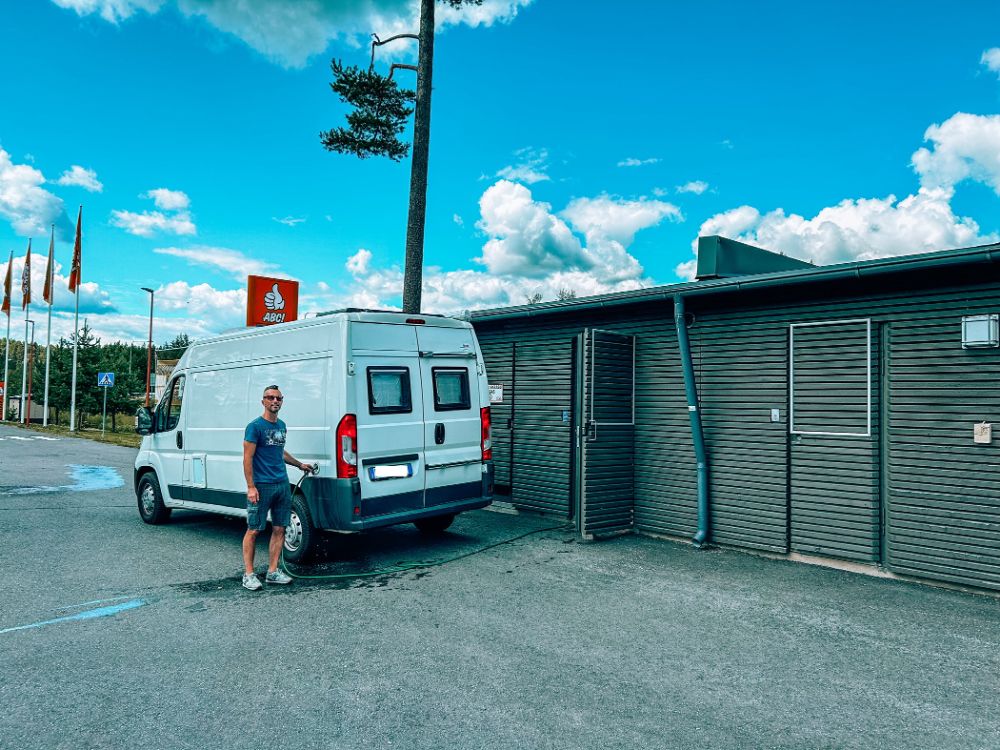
[
  {"left": 617, "top": 157, "right": 659, "bottom": 167},
  {"left": 911, "top": 112, "right": 1000, "bottom": 194},
  {"left": 111, "top": 189, "right": 195, "bottom": 237},
  {"left": 273, "top": 216, "right": 305, "bottom": 227},
  {"left": 495, "top": 147, "right": 550, "bottom": 184},
  {"left": 676, "top": 180, "right": 709, "bottom": 195},
  {"left": 51, "top": 0, "right": 164, "bottom": 23},
  {"left": 452, "top": 213, "right": 464, "bottom": 227},
  {"left": 152, "top": 245, "right": 288, "bottom": 282},
  {"left": 329, "top": 180, "right": 675, "bottom": 313},
  {"left": 981, "top": 48, "right": 1000, "bottom": 76},
  {"left": 145, "top": 187, "right": 190, "bottom": 210},
  {"left": 0, "top": 148, "right": 71, "bottom": 237},
  {"left": 475, "top": 180, "right": 588, "bottom": 277},
  {"left": 155, "top": 280, "right": 246, "bottom": 324},
  {"left": 52, "top": 0, "right": 533, "bottom": 68},
  {"left": 110, "top": 209, "right": 196, "bottom": 237},
  {"left": 56, "top": 165, "right": 104, "bottom": 193},
  {"left": 346, "top": 248, "right": 371, "bottom": 275},
  {"left": 677, "top": 186, "right": 995, "bottom": 280}
]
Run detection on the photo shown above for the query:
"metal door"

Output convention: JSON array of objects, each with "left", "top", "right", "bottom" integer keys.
[
  {"left": 482, "top": 342, "right": 513, "bottom": 494},
  {"left": 788, "top": 319, "right": 881, "bottom": 562},
  {"left": 576, "top": 329, "right": 635, "bottom": 538},
  {"left": 511, "top": 340, "right": 574, "bottom": 515}
]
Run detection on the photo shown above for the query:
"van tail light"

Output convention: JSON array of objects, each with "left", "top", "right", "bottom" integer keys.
[
  {"left": 336, "top": 413, "right": 358, "bottom": 478},
  {"left": 480, "top": 406, "right": 492, "bottom": 461}
]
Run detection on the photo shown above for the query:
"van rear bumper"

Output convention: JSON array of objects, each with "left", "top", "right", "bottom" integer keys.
[{"left": 303, "top": 463, "right": 494, "bottom": 532}]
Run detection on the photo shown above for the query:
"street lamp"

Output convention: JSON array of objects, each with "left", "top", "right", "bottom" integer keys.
[
  {"left": 141, "top": 287, "right": 154, "bottom": 408},
  {"left": 22, "top": 319, "right": 34, "bottom": 424}
]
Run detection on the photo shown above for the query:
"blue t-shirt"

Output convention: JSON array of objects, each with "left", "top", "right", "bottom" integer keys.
[{"left": 244, "top": 416, "right": 288, "bottom": 484}]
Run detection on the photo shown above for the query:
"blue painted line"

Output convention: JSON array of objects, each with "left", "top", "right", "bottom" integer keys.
[
  {"left": 0, "top": 599, "right": 146, "bottom": 635},
  {"left": 53, "top": 595, "right": 136, "bottom": 612}
]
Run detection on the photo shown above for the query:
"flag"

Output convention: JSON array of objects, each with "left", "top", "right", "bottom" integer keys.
[
  {"left": 43, "top": 225, "right": 55, "bottom": 305},
  {"left": 68, "top": 206, "right": 82, "bottom": 293},
  {"left": 20, "top": 239, "right": 31, "bottom": 310},
  {"left": 1, "top": 251, "right": 11, "bottom": 316}
]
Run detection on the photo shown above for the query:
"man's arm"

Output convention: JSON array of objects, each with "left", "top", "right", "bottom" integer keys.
[
  {"left": 283, "top": 450, "right": 314, "bottom": 473},
  {"left": 243, "top": 440, "right": 259, "bottom": 504}
]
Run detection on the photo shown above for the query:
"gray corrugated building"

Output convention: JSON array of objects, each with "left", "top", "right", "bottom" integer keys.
[{"left": 471, "top": 236, "right": 1000, "bottom": 593}]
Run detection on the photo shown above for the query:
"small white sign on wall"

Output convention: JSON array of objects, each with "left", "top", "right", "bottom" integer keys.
[
  {"left": 489, "top": 384, "right": 503, "bottom": 404},
  {"left": 974, "top": 422, "right": 992, "bottom": 444}
]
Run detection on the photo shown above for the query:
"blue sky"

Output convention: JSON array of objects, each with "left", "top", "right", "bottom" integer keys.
[{"left": 3, "top": 0, "right": 1000, "bottom": 344}]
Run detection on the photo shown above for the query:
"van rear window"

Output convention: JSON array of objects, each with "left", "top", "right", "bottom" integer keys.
[
  {"left": 367, "top": 367, "right": 412, "bottom": 414},
  {"left": 432, "top": 368, "right": 470, "bottom": 411}
]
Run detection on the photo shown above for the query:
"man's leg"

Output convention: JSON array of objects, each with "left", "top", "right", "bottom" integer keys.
[
  {"left": 243, "top": 529, "right": 259, "bottom": 574},
  {"left": 267, "top": 526, "right": 285, "bottom": 573}
]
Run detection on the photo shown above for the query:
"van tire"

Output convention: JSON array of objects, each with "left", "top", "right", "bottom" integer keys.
[
  {"left": 414, "top": 514, "right": 455, "bottom": 535},
  {"left": 137, "top": 473, "right": 171, "bottom": 525},
  {"left": 283, "top": 493, "right": 314, "bottom": 563}
]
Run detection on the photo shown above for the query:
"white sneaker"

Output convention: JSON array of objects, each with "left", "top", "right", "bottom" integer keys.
[
  {"left": 266, "top": 569, "right": 292, "bottom": 585},
  {"left": 242, "top": 572, "right": 263, "bottom": 591}
]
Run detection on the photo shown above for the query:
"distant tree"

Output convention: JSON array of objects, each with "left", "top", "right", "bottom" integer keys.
[
  {"left": 557, "top": 288, "right": 578, "bottom": 301},
  {"left": 158, "top": 333, "right": 191, "bottom": 361},
  {"left": 525, "top": 292, "right": 543, "bottom": 305},
  {"left": 321, "top": 0, "right": 484, "bottom": 314}
]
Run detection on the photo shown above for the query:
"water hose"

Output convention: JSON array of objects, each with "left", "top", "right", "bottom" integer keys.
[{"left": 281, "top": 467, "right": 569, "bottom": 580}]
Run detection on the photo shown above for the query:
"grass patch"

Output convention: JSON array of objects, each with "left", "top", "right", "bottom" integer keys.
[{"left": 5, "top": 421, "right": 142, "bottom": 449}]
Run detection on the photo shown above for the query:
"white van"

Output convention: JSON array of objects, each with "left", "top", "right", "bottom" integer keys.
[{"left": 133, "top": 310, "right": 494, "bottom": 561}]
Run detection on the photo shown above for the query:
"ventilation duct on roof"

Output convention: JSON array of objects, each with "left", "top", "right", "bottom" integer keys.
[{"left": 695, "top": 235, "right": 814, "bottom": 280}]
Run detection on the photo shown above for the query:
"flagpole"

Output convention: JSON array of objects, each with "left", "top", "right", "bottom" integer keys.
[
  {"left": 20, "top": 239, "right": 31, "bottom": 424},
  {"left": 43, "top": 224, "right": 54, "bottom": 427},
  {"left": 69, "top": 206, "right": 82, "bottom": 432},
  {"left": 2, "top": 250, "right": 11, "bottom": 422},
  {"left": 21, "top": 303, "right": 29, "bottom": 424}
]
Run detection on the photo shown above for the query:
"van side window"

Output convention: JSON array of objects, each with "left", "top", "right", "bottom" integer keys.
[
  {"left": 432, "top": 368, "right": 470, "bottom": 411},
  {"left": 367, "top": 367, "right": 412, "bottom": 414},
  {"left": 156, "top": 376, "right": 185, "bottom": 432}
]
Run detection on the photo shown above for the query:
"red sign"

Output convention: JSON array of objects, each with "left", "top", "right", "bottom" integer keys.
[
  {"left": 247, "top": 275, "right": 299, "bottom": 327},
  {"left": 0, "top": 381, "right": 4, "bottom": 398}
]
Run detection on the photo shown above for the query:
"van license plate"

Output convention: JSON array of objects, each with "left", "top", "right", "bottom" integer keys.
[{"left": 369, "top": 464, "right": 413, "bottom": 481}]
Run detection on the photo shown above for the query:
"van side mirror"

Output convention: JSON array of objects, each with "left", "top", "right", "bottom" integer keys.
[{"left": 135, "top": 406, "right": 155, "bottom": 435}]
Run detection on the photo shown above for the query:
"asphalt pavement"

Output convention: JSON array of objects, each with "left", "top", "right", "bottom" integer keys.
[{"left": 1, "top": 422, "right": 998, "bottom": 750}]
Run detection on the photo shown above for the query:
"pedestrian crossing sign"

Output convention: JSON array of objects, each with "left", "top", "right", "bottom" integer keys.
[{"left": 98, "top": 372, "right": 115, "bottom": 387}]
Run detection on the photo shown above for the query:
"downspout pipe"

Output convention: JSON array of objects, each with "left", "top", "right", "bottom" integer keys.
[{"left": 674, "top": 295, "right": 710, "bottom": 548}]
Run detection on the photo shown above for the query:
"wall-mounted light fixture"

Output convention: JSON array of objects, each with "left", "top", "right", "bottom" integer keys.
[{"left": 962, "top": 314, "right": 999, "bottom": 348}]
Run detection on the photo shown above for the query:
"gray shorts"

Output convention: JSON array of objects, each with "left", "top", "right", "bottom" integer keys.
[{"left": 248, "top": 482, "right": 291, "bottom": 531}]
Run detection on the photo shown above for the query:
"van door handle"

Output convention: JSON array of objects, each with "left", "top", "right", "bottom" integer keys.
[
  {"left": 176, "top": 431, "right": 183, "bottom": 450},
  {"left": 435, "top": 423, "right": 445, "bottom": 444}
]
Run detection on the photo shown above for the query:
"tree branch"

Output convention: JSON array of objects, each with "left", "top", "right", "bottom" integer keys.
[
  {"left": 371, "top": 33, "right": 420, "bottom": 68},
  {"left": 388, "top": 63, "right": 418, "bottom": 80}
]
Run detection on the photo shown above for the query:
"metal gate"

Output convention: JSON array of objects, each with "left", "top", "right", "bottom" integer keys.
[{"left": 576, "top": 329, "right": 636, "bottom": 538}]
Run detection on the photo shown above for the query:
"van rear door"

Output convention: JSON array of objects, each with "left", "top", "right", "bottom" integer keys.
[
  {"left": 415, "top": 325, "right": 483, "bottom": 508},
  {"left": 351, "top": 322, "right": 426, "bottom": 517}
]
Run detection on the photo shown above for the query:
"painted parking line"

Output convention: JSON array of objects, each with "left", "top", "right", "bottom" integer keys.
[
  {"left": 0, "top": 435, "right": 61, "bottom": 442},
  {"left": 0, "top": 599, "right": 147, "bottom": 635}
]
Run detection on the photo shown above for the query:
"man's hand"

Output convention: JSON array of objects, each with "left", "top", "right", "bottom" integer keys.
[{"left": 247, "top": 487, "right": 259, "bottom": 504}]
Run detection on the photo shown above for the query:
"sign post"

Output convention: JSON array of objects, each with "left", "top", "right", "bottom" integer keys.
[{"left": 98, "top": 372, "right": 115, "bottom": 436}]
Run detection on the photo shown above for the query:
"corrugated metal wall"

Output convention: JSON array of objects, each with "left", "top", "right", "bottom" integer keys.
[
  {"left": 474, "top": 277, "right": 1000, "bottom": 592},
  {"left": 482, "top": 342, "right": 513, "bottom": 491},
  {"left": 886, "top": 294, "right": 1000, "bottom": 590}
]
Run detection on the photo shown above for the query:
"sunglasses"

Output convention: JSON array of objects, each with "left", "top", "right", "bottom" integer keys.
[{"left": 264, "top": 395, "right": 284, "bottom": 401}]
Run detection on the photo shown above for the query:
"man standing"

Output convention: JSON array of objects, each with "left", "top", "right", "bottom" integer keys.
[{"left": 242, "top": 384, "right": 315, "bottom": 591}]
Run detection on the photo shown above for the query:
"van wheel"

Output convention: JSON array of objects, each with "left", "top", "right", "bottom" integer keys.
[
  {"left": 283, "top": 494, "right": 314, "bottom": 563},
  {"left": 137, "top": 473, "right": 171, "bottom": 525},
  {"left": 414, "top": 514, "right": 455, "bottom": 535}
]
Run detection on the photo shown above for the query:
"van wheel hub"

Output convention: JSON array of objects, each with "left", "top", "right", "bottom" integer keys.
[
  {"left": 141, "top": 485, "right": 156, "bottom": 516},
  {"left": 284, "top": 510, "right": 303, "bottom": 552}
]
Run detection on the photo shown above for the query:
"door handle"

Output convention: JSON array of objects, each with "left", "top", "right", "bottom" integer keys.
[
  {"left": 176, "top": 431, "right": 183, "bottom": 450},
  {"left": 435, "top": 423, "right": 445, "bottom": 444}
]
